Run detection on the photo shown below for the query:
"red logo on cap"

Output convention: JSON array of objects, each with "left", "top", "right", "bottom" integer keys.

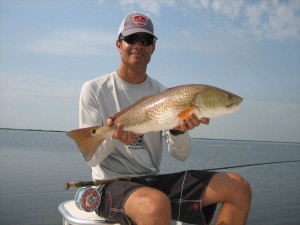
[{"left": 133, "top": 15, "right": 147, "bottom": 26}]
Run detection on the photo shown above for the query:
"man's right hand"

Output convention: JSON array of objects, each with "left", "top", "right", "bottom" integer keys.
[{"left": 106, "top": 118, "right": 140, "bottom": 145}]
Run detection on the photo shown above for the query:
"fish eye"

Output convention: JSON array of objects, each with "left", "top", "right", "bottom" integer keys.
[{"left": 226, "top": 94, "right": 232, "bottom": 99}]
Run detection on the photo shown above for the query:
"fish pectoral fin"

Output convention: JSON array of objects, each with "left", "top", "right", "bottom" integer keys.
[{"left": 177, "top": 106, "right": 197, "bottom": 119}]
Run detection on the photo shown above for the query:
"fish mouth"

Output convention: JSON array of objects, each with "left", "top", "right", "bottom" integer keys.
[{"left": 228, "top": 102, "right": 242, "bottom": 109}]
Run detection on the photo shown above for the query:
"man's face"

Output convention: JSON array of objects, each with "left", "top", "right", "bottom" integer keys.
[{"left": 116, "top": 33, "right": 156, "bottom": 67}]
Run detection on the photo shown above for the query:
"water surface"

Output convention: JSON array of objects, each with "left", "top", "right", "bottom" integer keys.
[{"left": 0, "top": 129, "right": 299, "bottom": 225}]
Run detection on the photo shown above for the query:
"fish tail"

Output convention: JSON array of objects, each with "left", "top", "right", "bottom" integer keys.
[{"left": 67, "top": 126, "right": 107, "bottom": 162}]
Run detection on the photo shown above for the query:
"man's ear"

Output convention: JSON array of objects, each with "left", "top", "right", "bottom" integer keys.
[{"left": 116, "top": 40, "right": 122, "bottom": 54}]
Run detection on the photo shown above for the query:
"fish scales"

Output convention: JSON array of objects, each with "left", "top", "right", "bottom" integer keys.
[{"left": 67, "top": 84, "right": 243, "bottom": 161}]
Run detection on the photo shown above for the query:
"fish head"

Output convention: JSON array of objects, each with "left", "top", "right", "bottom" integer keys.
[{"left": 194, "top": 86, "right": 243, "bottom": 118}]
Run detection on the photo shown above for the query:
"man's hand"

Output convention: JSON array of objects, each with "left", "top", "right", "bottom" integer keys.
[
  {"left": 173, "top": 114, "right": 209, "bottom": 132},
  {"left": 107, "top": 118, "right": 140, "bottom": 145}
]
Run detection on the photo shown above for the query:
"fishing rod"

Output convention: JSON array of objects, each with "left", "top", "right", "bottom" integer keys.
[
  {"left": 207, "top": 159, "right": 300, "bottom": 171},
  {"left": 65, "top": 159, "right": 300, "bottom": 189}
]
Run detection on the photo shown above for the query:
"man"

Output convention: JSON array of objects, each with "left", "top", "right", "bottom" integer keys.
[{"left": 79, "top": 13, "right": 251, "bottom": 225}]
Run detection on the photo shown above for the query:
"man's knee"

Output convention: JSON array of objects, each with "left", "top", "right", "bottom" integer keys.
[
  {"left": 145, "top": 189, "right": 171, "bottom": 217},
  {"left": 205, "top": 172, "right": 251, "bottom": 207},
  {"left": 124, "top": 187, "right": 171, "bottom": 223},
  {"left": 227, "top": 172, "right": 251, "bottom": 208},
  {"left": 229, "top": 173, "right": 251, "bottom": 197}
]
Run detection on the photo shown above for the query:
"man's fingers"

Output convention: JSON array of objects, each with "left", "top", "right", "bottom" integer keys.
[
  {"left": 112, "top": 122, "right": 123, "bottom": 138},
  {"left": 106, "top": 118, "right": 114, "bottom": 126},
  {"left": 111, "top": 122, "right": 139, "bottom": 145},
  {"left": 200, "top": 118, "right": 210, "bottom": 125}
]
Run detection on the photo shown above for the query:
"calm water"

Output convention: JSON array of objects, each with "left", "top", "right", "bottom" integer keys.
[{"left": 0, "top": 129, "right": 299, "bottom": 225}]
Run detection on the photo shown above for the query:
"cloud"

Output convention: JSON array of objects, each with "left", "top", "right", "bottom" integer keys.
[
  {"left": 119, "top": 0, "right": 160, "bottom": 15},
  {"left": 0, "top": 72, "right": 82, "bottom": 130},
  {"left": 0, "top": 72, "right": 81, "bottom": 105},
  {"left": 201, "top": 0, "right": 300, "bottom": 41},
  {"left": 115, "top": 0, "right": 300, "bottom": 41},
  {"left": 23, "top": 0, "right": 300, "bottom": 58},
  {"left": 26, "top": 29, "right": 116, "bottom": 56},
  {"left": 118, "top": 0, "right": 175, "bottom": 15},
  {"left": 243, "top": 0, "right": 300, "bottom": 41},
  {"left": 186, "top": 0, "right": 300, "bottom": 41},
  {"left": 210, "top": 0, "right": 245, "bottom": 19}
]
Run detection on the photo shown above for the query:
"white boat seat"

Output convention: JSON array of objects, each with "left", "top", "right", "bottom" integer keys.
[
  {"left": 58, "top": 200, "right": 183, "bottom": 225},
  {"left": 58, "top": 200, "right": 119, "bottom": 225}
]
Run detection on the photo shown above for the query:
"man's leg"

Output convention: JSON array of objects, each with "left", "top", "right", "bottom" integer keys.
[
  {"left": 124, "top": 187, "right": 171, "bottom": 225},
  {"left": 203, "top": 172, "right": 251, "bottom": 225}
]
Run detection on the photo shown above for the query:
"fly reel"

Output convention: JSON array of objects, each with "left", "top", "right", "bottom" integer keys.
[{"left": 75, "top": 187, "right": 101, "bottom": 212}]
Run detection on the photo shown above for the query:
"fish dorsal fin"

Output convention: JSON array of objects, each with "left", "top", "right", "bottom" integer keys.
[
  {"left": 110, "top": 95, "right": 154, "bottom": 120},
  {"left": 177, "top": 106, "right": 198, "bottom": 119},
  {"left": 165, "top": 86, "right": 177, "bottom": 91}
]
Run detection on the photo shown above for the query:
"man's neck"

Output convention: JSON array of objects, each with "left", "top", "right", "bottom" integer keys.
[{"left": 117, "top": 65, "right": 147, "bottom": 84}]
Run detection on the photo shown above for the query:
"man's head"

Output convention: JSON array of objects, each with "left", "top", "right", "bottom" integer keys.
[{"left": 116, "top": 13, "right": 157, "bottom": 70}]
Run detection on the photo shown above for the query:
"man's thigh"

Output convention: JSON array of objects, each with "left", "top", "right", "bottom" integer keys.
[
  {"left": 146, "top": 170, "right": 218, "bottom": 224},
  {"left": 96, "top": 180, "right": 145, "bottom": 225}
]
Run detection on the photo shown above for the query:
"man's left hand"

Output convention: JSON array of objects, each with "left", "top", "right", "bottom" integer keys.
[{"left": 173, "top": 114, "right": 209, "bottom": 132}]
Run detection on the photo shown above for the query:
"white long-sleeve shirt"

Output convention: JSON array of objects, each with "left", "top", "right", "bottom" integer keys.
[{"left": 79, "top": 71, "right": 192, "bottom": 179}]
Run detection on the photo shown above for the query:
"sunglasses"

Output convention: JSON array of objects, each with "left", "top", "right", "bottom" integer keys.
[{"left": 119, "top": 34, "right": 156, "bottom": 46}]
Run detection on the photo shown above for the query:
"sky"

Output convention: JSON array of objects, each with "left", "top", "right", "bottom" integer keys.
[{"left": 0, "top": 0, "right": 299, "bottom": 143}]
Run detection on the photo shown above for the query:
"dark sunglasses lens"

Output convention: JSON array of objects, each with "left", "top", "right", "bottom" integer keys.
[
  {"left": 141, "top": 36, "right": 154, "bottom": 46},
  {"left": 124, "top": 35, "right": 137, "bottom": 44},
  {"left": 122, "top": 35, "right": 154, "bottom": 46}
]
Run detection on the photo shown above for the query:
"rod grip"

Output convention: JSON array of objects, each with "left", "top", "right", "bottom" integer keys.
[
  {"left": 64, "top": 176, "right": 132, "bottom": 190},
  {"left": 64, "top": 181, "right": 95, "bottom": 190}
]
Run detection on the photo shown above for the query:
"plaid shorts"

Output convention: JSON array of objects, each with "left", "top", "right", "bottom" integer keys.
[{"left": 96, "top": 170, "right": 217, "bottom": 225}]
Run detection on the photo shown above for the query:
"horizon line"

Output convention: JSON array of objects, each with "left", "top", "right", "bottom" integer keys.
[{"left": 1, "top": 127, "right": 299, "bottom": 145}]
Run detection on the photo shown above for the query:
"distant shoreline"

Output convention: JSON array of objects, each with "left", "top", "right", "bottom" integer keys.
[
  {"left": 0, "top": 127, "right": 67, "bottom": 133},
  {"left": 0, "top": 127, "right": 299, "bottom": 145}
]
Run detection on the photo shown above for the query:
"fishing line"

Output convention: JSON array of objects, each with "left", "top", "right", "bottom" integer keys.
[
  {"left": 206, "top": 159, "right": 300, "bottom": 171},
  {"left": 230, "top": 166, "right": 250, "bottom": 173}
]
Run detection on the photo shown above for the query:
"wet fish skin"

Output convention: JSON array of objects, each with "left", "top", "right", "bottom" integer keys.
[{"left": 67, "top": 84, "right": 243, "bottom": 161}]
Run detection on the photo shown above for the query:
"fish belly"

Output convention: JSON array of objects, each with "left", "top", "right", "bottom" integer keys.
[{"left": 126, "top": 116, "right": 180, "bottom": 134}]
